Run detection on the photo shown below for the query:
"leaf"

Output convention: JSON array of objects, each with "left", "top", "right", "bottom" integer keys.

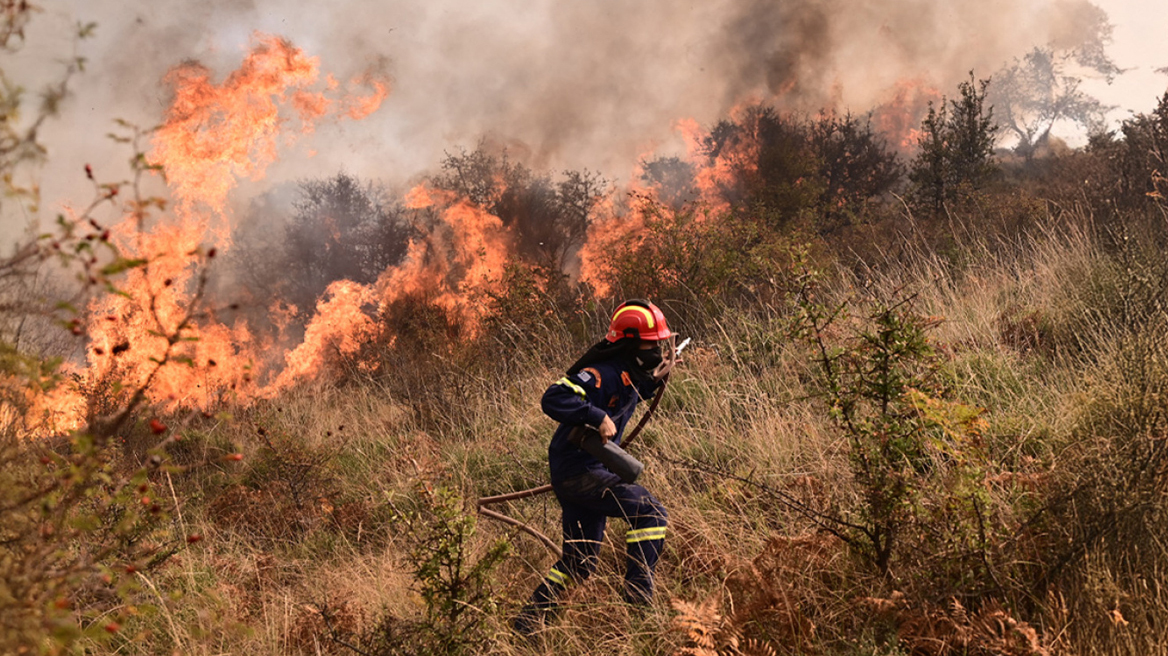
[{"left": 99, "top": 257, "right": 147, "bottom": 276}]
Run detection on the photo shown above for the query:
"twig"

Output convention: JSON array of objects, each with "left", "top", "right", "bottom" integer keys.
[
  {"left": 477, "top": 484, "right": 553, "bottom": 505},
  {"left": 477, "top": 507, "right": 562, "bottom": 558},
  {"left": 319, "top": 604, "right": 375, "bottom": 656}
]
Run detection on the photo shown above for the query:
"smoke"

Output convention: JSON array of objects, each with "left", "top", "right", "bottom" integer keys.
[{"left": 8, "top": 0, "right": 1117, "bottom": 244}]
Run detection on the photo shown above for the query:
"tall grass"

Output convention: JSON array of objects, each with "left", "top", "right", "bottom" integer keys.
[{"left": 38, "top": 207, "right": 1168, "bottom": 655}]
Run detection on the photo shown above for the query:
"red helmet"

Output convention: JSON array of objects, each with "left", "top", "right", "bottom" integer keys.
[{"left": 605, "top": 300, "right": 672, "bottom": 342}]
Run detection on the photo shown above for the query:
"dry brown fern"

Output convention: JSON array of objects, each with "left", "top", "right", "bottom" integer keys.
[
  {"left": 876, "top": 594, "right": 1050, "bottom": 656},
  {"left": 738, "top": 637, "right": 779, "bottom": 656},
  {"left": 671, "top": 593, "right": 788, "bottom": 656},
  {"left": 672, "top": 595, "right": 731, "bottom": 656}
]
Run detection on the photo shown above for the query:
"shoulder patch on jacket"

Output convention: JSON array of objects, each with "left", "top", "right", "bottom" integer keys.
[
  {"left": 621, "top": 371, "right": 633, "bottom": 387},
  {"left": 581, "top": 367, "right": 603, "bottom": 388}
]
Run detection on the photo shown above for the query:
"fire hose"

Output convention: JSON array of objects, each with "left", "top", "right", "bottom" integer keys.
[{"left": 476, "top": 375, "right": 671, "bottom": 558}]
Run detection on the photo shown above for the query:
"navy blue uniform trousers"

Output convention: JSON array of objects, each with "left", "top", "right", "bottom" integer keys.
[{"left": 522, "top": 468, "right": 668, "bottom": 615}]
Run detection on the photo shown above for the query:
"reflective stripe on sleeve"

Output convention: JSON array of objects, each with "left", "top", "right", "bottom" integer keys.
[
  {"left": 546, "top": 567, "right": 571, "bottom": 587},
  {"left": 555, "top": 377, "right": 588, "bottom": 399},
  {"left": 626, "top": 526, "right": 667, "bottom": 543}
]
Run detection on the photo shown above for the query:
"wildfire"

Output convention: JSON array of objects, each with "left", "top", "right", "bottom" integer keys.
[
  {"left": 26, "top": 32, "right": 393, "bottom": 432},
  {"left": 392, "top": 184, "right": 510, "bottom": 312},
  {"left": 870, "top": 78, "right": 941, "bottom": 153},
  {"left": 273, "top": 280, "right": 376, "bottom": 390},
  {"left": 21, "top": 26, "right": 953, "bottom": 436}
]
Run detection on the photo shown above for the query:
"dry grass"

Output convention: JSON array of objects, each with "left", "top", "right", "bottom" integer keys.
[{"left": 49, "top": 212, "right": 1168, "bottom": 656}]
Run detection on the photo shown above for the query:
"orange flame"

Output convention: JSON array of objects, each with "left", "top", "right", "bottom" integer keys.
[
  {"left": 870, "top": 78, "right": 940, "bottom": 154},
  {"left": 154, "top": 34, "right": 327, "bottom": 215},
  {"left": 377, "top": 185, "right": 510, "bottom": 318},
  {"left": 63, "top": 33, "right": 390, "bottom": 425},
  {"left": 265, "top": 183, "right": 512, "bottom": 390},
  {"left": 273, "top": 280, "right": 376, "bottom": 389},
  {"left": 346, "top": 77, "right": 391, "bottom": 120}
]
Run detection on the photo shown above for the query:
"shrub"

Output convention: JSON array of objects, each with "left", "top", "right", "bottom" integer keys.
[
  {"left": 908, "top": 73, "right": 998, "bottom": 215},
  {"left": 796, "top": 284, "right": 989, "bottom": 579},
  {"left": 325, "top": 484, "right": 510, "bottom": 656}
]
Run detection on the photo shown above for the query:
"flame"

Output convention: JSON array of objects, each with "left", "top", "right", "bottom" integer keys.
[
  {"left": 273, "top": 280, "right": 376, "bottom": 389},
  {"left": 265, "top": 183, "right": 512, "bottom": 390},
  {"left": 153, "top": 34, "right": 327, "bottom": 215},
  {"left": 377, "top": 185, "right": 510, "bottom": 318},
  {"left": 579, "top": 106, "right": 764, "bottom": 293},
  {"left": 580, "top": 81, "right": 939, "bottom": 294},
  {"left": 577, "top": 192, "right": 638, "bottom": 298},
  {"left": 86, "top": 222, "right": 260, "bottom": 410},
  {"left": 31, "top": 32, "right": 393, "bottom": 430},
  {"left": 345, "top": 76, "right": 391, "bottom": 120},
  {"left": 7, "top": 365, "right": 87, "bottom": 438},
  {"left": 870, "top": 78, "right": 941, "bottom": 153}
]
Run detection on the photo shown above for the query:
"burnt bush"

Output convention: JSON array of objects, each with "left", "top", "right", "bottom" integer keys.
[
  {"left": 281, "top": 173, "right": 412, "bottom": 317},
  {"left": 433, "top": 146, "right": 607, "bottom": 272}
]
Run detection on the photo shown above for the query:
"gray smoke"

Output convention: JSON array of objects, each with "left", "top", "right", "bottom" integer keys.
[{"left": 5, "top": 0, "right": 1119, "bottom": 245}]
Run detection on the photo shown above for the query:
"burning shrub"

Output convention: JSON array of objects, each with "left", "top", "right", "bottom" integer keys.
[
  {"left": 588, "top": 194, "right": 813, "bottom": 329},
  {"left": 279, "top": 173, "right": 411, "bottom": 320},
  {"left": 806, "top": 111, "right": 905, "bottom": 234},
  {"left": 433, "top": 146, "right": 607, "bottom": 272},
  {"left": 352, "top": 295, "right": 480, "bottom": 432},
  {"left": 702, "top": 105, "right": 823, "bottom": 226},
  {"left": 689, "top": 104, "right": 903, "bottom": 236},
  {"left": 479, "top": 261, "right": 590, "bottom": 365}
]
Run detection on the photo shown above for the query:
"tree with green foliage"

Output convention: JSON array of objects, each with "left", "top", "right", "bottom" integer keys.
[{"left": 908, "top": 74, "right": 998, "bottom": 214}]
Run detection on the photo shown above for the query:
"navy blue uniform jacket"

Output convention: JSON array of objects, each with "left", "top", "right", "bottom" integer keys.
[{"left": 542, "top": 358, "right": 661, "bottom": 483}]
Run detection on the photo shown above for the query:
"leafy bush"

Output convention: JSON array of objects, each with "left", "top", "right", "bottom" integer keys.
[
  {"left": 324, "top": 484, "right": 510, "bottom": 656},
  {"left": 908, "top": 73, "right": 998, "bottom": 215},
  {"left": 797, "top": 284, "right": 989, "bottom": 579}
]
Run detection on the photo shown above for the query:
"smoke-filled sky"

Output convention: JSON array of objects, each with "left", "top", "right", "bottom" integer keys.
[{"left": 4, "top": 0, "right": 1167, "bottom": 247}]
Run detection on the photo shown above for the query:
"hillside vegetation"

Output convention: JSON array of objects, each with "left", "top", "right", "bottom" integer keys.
[{"left": 5, "top": 5, "right": 1168, "bottom": 655}]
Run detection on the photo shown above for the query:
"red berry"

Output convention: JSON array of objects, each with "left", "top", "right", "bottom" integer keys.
[{"left": 149, "top": 419, "right": 167, "bottom": 435}]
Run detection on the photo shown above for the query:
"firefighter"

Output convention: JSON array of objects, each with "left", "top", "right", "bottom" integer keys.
[{"left": 514, "top": 299, "right": 681, "bottom": 635}]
